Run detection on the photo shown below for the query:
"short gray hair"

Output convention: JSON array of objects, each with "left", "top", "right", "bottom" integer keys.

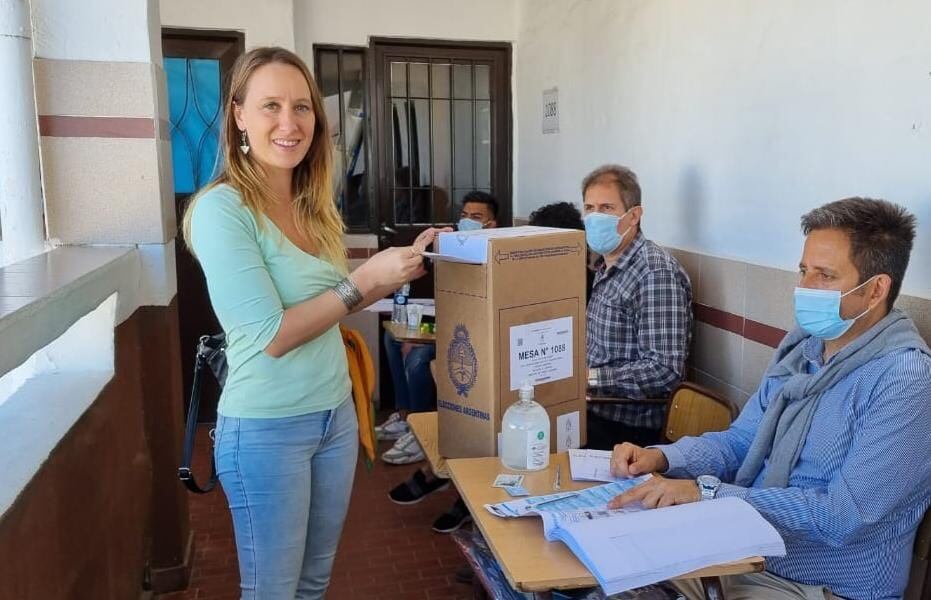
[
  {"left": 800, "top": 197, "right": 916, "bottom": 311},
  {"left": 581, "top": 164, "right": 641, "bottom": 210}
]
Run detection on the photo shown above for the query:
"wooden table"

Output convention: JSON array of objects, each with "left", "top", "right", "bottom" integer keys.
[
  {"left": 446, "top": 453, "right": 764, "bottom": 595},
  {"left": 383, "top": 320, "right": 436, "bottom": 344},
  {"left": 406, "top": 411, "right": 448, "bottom": 479}
]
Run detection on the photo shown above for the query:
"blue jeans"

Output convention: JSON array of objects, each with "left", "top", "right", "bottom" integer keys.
[
  {"left": 383, "top": 329, "right": 436, "bottom": 412},
  {"left": 214, "top": 398, "right": 359, "bottom": 600}
]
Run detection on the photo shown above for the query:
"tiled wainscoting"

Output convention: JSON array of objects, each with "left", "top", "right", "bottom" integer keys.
[{"left": 669, "top": 247, "right": 931, "bottom": 408}]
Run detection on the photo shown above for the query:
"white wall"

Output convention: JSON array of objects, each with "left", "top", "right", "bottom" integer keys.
[
  {"left": 32, "top": 0, "right": 155, "bottom": 61},
  {"left": 159, "top": 0, "right": 295, "bottom": 50},
  {"left": 294, "top": 0, "right": 517, "bottom": 57},
  {"left": 515, "top": 0, "right": 931, "bottom": 299}
]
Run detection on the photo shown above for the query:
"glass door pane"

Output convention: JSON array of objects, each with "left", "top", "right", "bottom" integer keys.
[
  {"left": 165, "top": 57, "right": 221, "bottom": 194},
  {"left": 377, "top": 46, "right": 508, "bottom": 243}
]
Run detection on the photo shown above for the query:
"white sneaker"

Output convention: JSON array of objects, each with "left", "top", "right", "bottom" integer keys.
[
  {"left": 376, "top": 417, "right": 410, "bottom": 441},
  {"left": 375, "top": 411, "right": 401, "bottom": 434},
  {"left": 381, "top": 432, "right": 426, "bottom": 465}
]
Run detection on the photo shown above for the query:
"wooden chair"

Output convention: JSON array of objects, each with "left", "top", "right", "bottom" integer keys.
[
  {"left": 905, "top": 508, "right": 931, "bottom": 600},
  {"left": 586, "top": 381, "right": 737, "bottom": 443},
  {"left": 662, "top": 382, "right": 737, "bottom": 443}
]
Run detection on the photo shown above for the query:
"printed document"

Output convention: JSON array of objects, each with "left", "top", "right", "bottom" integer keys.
[
  {"left": 568, "top": 448, "right": 626, "bottom": 483},
  {"left": 485, "top": 479, "right": 786, "bottom": 594}
]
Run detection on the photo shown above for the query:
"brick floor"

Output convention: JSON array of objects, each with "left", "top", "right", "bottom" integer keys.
[{"left": 156, "top": 421, "right": 472, "bottom": 600}]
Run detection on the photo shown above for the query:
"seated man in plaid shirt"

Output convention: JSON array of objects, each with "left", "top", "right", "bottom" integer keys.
[{"left": 582, "top": 164, "right": 693, "bottom": 450}]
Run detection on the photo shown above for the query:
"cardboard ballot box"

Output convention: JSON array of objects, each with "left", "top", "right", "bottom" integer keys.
[{"left": 430, "top": 226, "right": 588, "bottom": 459}]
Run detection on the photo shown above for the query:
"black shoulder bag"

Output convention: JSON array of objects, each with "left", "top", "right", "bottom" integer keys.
[{"left": 178, "top": 333, "right": 228, "bottom": 493}]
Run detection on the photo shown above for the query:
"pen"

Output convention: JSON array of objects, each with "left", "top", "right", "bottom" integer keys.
[{"left": 554, "top": 464, "right": 561, "bottom": 491}]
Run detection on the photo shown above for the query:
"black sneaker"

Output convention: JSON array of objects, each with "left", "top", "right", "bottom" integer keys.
[
  {"left": 453, "top": 564, "right": 474, "bottom": 585},
  {"left": 388, "top": 469, "right": 450, "bottom": 505},
  {"left": 432, "top": 498, "right": 473, "bottom": 533}
]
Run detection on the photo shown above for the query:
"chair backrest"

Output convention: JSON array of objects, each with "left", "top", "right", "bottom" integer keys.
[
  {"left": 663, "top": 382, "right": 737, "bottom": 442},
  {"left": 905, "top": 507, "right": 931, "bottom": 600}
]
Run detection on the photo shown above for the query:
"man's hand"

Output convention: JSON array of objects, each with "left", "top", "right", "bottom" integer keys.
[
  {"left": 607, "top": 474, "right": 700, "bottom": 509},
  {"left": 610, "top": 442, "right": 669, "bottom": 478}
]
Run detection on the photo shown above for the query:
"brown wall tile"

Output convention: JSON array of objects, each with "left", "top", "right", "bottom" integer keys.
[
  {"left": 0, "top": 303, "right": 191, "bottom": 599},
  {"left": 696, "top": 254, "right": 747, "bottom": 316}
]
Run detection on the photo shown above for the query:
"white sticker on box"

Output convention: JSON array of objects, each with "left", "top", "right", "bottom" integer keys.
[
  {"left": 556, "top": 411, "right": 581, "bottom": 452},
  {"left": 509, "top": 316, "right": 573, "bottom": 391}
]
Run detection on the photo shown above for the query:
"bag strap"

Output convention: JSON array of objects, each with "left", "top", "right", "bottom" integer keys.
[{"left": 178, "top": 335, "right": 220, "bottom": 494}]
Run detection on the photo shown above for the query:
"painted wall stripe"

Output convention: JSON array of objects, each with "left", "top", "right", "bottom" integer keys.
[
  {"left": 693, "top": 302, "right": 788, "bottom": 349},
  {"left": 39, "top": 116, "right": 168, "bottom": 141}
]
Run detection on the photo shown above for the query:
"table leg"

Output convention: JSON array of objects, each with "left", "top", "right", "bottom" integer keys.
[{"left": 701, "top": 576, "right": 726, "bottom": 600}]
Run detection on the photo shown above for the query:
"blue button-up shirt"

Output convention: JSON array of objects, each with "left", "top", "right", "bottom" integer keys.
[
  {"left": 587, "top": 233, "right": 693, "bottom": 429},
  {"left": 660, "top": 335, "right": 931, "bottom": 600}
]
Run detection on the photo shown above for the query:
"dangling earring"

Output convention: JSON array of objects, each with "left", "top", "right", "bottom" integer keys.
[{"left": 239, "top": 130, "right": 250, "bottom": 155}]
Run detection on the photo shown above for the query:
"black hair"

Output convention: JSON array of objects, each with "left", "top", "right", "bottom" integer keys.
[
  {"left": 461, "top": 191, "right": 499, "bottom": 218},
  {"left": 801, "top": 197, "right": 917, "bottom": 311},
  {"left": 528, "top": 202, "right": 584, "bottom": 230}
]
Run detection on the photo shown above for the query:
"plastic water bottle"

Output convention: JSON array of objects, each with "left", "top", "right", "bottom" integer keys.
[
  {"left": 500, "top": 382, "right": 550, "bottom": 471},
  {"left": 392, "top": 283, "right": 410, "bottom": 325}
]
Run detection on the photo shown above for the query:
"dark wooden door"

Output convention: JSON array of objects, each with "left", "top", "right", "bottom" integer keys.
[
  {"left": 371, "top": 39, "right": 512, "bottom": 298},
  {"left": 162, "top": 29, "right": 243, "bottom": 422}
]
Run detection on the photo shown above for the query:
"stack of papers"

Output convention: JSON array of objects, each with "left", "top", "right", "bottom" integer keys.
[
  {"left": 546, "top": 497, "right": 785, "bottom": 594},
  {"left": 485, "top": 479, "right": 786, "bottom": 595}
]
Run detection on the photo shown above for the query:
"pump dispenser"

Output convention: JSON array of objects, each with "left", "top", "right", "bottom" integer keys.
[{"left": 500, "top": 381, "right": 550, "bottom": 471}]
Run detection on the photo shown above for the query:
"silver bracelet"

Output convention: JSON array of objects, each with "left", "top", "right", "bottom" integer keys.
[{"left": 333, "top": 277, "right": 364, "bottom": 311}]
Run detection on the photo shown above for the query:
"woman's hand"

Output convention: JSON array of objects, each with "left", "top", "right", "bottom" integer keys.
[
  {"left": 413, "top": 227, "right": 453, "bottom": 253},
  {"left": 350, "top": 246, "right": 425, "bottom": 293}
]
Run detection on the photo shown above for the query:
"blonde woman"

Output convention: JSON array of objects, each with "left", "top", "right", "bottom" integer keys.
[{"left": 184, "top": 47, "right": 437, "bottom": 599}]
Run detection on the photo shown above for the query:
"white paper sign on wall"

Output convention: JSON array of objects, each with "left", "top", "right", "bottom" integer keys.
[{"left": 542, "top": 87, "right": 559, "bottom": 134}]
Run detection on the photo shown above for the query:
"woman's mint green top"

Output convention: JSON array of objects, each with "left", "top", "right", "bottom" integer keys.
[{"left": 190, "top": 184, "right": 350, "bottom": 418}]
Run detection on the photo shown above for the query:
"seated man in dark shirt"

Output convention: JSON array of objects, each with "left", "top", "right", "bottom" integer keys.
[{"left": 581, "top": 165, "right": 693, "bottom": 449}]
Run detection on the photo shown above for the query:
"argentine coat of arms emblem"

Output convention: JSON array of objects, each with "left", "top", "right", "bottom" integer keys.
[{"left": 447, "top": 324, "right": 478, "bottom": 397}]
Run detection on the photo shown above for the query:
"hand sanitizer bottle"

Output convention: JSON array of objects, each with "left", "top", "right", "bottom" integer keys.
[{"left": 500, "top": 382, "right": 550, "bottom": 471}]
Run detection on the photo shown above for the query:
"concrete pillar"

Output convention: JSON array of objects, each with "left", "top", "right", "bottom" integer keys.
[{"left": 0, "top": 0, "right": 45, "bottom": 267}]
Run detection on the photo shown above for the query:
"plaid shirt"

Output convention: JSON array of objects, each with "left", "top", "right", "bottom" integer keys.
[{"left": 587, "top": 232, "right": 693, "bottom": 430}]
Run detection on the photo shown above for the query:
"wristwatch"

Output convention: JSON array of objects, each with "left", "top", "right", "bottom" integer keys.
[{"left": 697, "top": 475, "right": 721, "bottom": 501}]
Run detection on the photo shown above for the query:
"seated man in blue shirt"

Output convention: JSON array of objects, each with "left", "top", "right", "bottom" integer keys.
[
  {"left": 583, "top": 164, "right": 693, "bottom": 449},
  {"left": 609, "top": 197, "right": 931, "bottom": 600}
]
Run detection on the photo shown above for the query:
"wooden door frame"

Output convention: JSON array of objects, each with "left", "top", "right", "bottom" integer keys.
[
  {"left": 368, "top": 37, "right": 513, "bottom": 240},
  {"left": 161, "top": 28, "right": 244, "bottom": 422},
  {"left": 313, "top": 44, "right": 378, "bottom": 234},
  {"left": 162, "top": 28, "right": 244, "bottom": 76}
]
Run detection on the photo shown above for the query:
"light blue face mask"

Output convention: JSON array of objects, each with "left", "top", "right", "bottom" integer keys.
[
  {"left": 583, "top": 210, "right": 632, "bottom": 255},
  {"left": 793, "top": 277, "right": 876, "bottom": 340},
  {"left": 458, "top": 217, "right": 484, "bottom": 232}
]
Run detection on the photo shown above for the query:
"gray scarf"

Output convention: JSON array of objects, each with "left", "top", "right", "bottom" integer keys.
[{"left": 734, "top": 308, "right": 930, "bottom": 488}]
